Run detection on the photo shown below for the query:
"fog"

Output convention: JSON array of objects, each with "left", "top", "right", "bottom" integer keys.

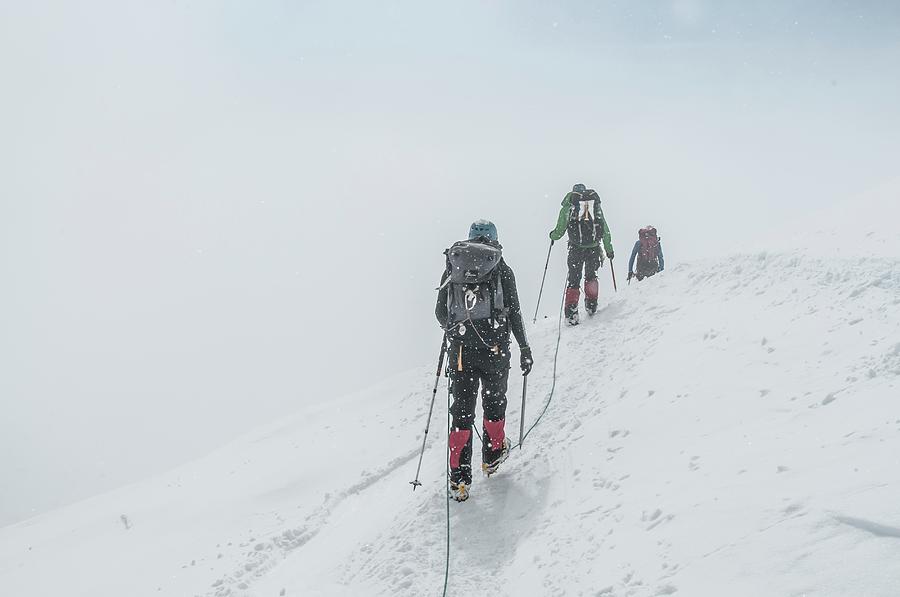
[{"left": 1, "top": 1, "right": 898, "bottom": 525}]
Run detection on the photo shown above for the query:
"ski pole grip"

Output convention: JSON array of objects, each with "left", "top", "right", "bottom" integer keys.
[{"left": 434, "top": 334, "right": 448, "bottom": 376}]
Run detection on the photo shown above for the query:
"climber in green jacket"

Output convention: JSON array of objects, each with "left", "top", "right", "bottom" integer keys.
[{"left": 549, "top": 183, "right": 615, "bottom": 325}]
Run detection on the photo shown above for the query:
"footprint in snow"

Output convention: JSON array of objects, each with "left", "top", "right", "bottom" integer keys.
[
  {"left": 644, "top": 509, "right": 675, "bottom": 530},
  {"left": 783, "top": 503, "right": 806, "bottom": 517}
]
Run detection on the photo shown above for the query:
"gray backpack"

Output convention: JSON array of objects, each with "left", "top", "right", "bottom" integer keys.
[{"left": 443, "top": 241, "right": 506, "bottom": 326}]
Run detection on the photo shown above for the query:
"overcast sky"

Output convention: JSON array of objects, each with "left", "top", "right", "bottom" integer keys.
[{"left": 1, "top": 0, "right": 899, "bottom": 525}]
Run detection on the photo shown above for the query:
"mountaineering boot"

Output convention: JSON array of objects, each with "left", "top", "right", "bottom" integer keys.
[
  {"left": 482, "top": 437, "right": 511, "bottom": 476},
  {"left": 448, "top": 426, "right": 472, "bottom": 483},
  {"left": 565, "top": 302, "right": 580, "bottom": 325},
  {"left": 448, "top": 426, "right": 472, "bottom": 501},
  {"left": 584, "top": 279, "right": 599, "bottom": 316},
  {"left": 564, "top": 287, "right": 580, "bottom": 326},
  {"left": 482, "top": 418, "right": 507, "bottom": 469},
  {"left": 449, "top": 480, "right": 470, "bottom": 502}
]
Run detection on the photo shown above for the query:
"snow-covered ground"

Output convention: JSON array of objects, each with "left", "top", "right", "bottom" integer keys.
[{"left": 2, "top": 193, "right": 899, "bottom": 596}]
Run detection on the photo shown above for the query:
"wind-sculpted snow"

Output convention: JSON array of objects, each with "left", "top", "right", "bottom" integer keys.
[{"left": 1, "top": 238, "right": 899, "bottom": 596}]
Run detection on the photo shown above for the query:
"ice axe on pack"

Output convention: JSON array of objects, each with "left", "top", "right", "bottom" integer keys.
[{"left": 409, "top": 334, "right": 448, "bottom": 490}]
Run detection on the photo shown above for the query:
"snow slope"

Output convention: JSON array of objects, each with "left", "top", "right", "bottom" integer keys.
[
  {"left": 762, "top": 177, "right": 900, "bottom": 259},
  {"left": 2, "top": 201, "right": 899, "bottom": 596}
]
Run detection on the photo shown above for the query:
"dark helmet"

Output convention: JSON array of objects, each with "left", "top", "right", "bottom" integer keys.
[
  {"left": 468, "top": 219, "right": 498, "bottom": 242},
  {"left": 572, "top": 183, "right": 586, "bottom": 193}
]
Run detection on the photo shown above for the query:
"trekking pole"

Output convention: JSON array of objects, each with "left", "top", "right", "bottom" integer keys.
[
  {"left": 410, "top": 333, "right": 448, "bottom": 490},
  {"left": 518, "top": 373, "right": 528, "bottom": 449},
  {"left": 610, "top": 258, "right": 618, "bottom": 292},
  {"left": 532, "top": 240, "right": 554, "bottom": 323}
]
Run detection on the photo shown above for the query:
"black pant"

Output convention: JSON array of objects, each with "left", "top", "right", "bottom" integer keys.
[
  {"left": 567, "top": 245, "right": 602, "bottom": 288},
  {"left": 448, "top": 339, "right": 511, "bottom": 484}
]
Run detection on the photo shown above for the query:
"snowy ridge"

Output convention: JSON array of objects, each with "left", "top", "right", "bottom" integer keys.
[
  {"left": 323, "top": 249, "right": 899, "bottom": 597},
  {"left": 2, "top": 236, "right": 899, "bottom": 596},
  {"left": 761, "top": 177, "right": 900, "bottom": 259}
]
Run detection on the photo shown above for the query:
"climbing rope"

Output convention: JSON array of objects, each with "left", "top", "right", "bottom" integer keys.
[
  {"left": 442, "top": 381, "right": 451, "bottom": 597},
  {"left": 471, "top": 281, "right": 565, "bottom": 449},
  {"left": 441, "top": 281, "right": 566, "bottom": 596},
  {"left": 513, "top": 281, "right": 565, "bottom": 449}
]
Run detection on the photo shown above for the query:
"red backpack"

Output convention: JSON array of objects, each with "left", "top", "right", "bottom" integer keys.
[{"left": 638, "top": 226, "right": 660, "bottom": 262}]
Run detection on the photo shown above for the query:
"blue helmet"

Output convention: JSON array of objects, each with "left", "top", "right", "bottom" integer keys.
[
  {"left": 572, "top": 183, "right": 586, "bottom": 193},
  {"left": 468, "top": 219, "right": 498, "bottom": 242}
]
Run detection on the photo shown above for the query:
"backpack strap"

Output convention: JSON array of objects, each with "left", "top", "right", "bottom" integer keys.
[
  {"left": 489, "top": 266, "right": 507, "bottom": 325},
  {"left": 569, "top": 198, "right": 583, "bottom": 245},
  {"left": 593, "top": 198, "right": 603, "bottom": 236},
  {"left": 488, "top": 278, "right": 496, "bottom": 327}
]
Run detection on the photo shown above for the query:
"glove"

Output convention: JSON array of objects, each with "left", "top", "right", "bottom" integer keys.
[
  {"left": 520, "top": 345, "right": 533, "bottom": 376},
  {"left": 607, "top": 249, "right": 615, "bottom": 259}
]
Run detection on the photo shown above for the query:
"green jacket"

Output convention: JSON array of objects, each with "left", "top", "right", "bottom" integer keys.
[{"left": 549, "top": 192, "right": 614, "bottom": 255}]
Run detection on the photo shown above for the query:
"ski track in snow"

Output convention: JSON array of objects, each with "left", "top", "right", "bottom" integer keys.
[
  {"left": 205, "top": 447, "right": 422, "bottom": 597},
  {"left": 2, "top": 245, "right": 899, "bottom": 597}
]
